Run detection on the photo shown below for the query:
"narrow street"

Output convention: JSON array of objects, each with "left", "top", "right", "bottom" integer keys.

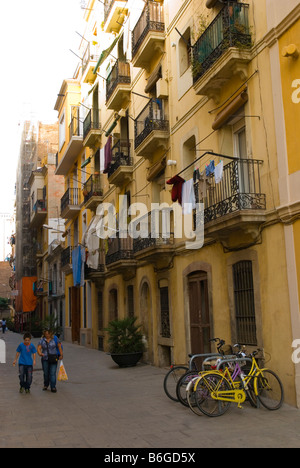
[{"left": 0, "top": 331, "right": 300, "bottom": 449}]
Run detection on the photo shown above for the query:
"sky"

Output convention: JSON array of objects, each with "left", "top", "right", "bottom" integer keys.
[{"left": 0, "top": 0, "right": 85, "bottom": 214}]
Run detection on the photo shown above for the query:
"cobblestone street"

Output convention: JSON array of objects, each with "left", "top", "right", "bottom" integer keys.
[{"left": 1, "top": 331, "right": 300, "bottom": 449}]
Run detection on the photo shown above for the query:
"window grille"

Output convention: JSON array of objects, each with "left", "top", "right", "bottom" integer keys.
[
  {"left": 233, "top": 260, "right": 257, "bottom": 345},
  {"left": 160, "top": 286, "right": 171, "bottom": 338}
]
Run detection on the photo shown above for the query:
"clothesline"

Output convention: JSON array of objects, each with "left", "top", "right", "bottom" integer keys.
[{"left": 175, "top": 151, "right": 238, "bottom": 179}]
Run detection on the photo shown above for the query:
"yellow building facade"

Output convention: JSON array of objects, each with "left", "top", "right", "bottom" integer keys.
[{"left": 53, "top": 0, "right": 300, "bottom": 406}]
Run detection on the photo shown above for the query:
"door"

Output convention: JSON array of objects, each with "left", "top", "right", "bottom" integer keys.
[
  {"left": 71, "top": 286, "right": 80, "bottom": 343},
  {"left": 188, "top": 272, "right": 211, "bottom": 358}
]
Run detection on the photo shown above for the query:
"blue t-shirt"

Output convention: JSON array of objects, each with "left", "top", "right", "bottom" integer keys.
[{"left": 16, "top": 343, "right": 37, "bottom": 366}]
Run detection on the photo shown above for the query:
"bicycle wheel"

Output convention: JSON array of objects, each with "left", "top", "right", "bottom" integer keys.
[
  {"left": 195, "top": 373, "right": 232, "bottom": 417},
  {"left": 176, "top": 371, "right": 199, "bottom": 407},
  {"left": 163, "top": 366, "right": 188, "bottom": 402},
  {"left": 255, "top": 369, "right": 284, "bottom": 410},
  {"left": 186, "top": 376, "right": 206, "bottom": 416}
]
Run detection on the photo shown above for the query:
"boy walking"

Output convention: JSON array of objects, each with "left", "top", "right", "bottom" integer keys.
[{"left": 13, "top": 333, "right": 37, "bottom": 394}]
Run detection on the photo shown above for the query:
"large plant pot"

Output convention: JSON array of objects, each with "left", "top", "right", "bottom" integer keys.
[{"left": 109, "top": 352, "right": 143, "bottom": 368}]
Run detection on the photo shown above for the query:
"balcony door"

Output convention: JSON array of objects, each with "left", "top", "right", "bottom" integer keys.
[{"left": 188, "top": 271, "right": 211, "bottom": 359}]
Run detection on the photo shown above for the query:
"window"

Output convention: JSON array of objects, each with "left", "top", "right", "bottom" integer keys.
[
  {"left": 232, "top": 261, "right": 257, "bottom": 345},
  {"left": 109, "top": 288, "right": 118, "bottom": 321},
  {"left": 59, "top": 112, "right": 65, "bottom": 151},
  {"left": 127, "top": 285, "right": 134, "bottom": 318},
  {"left": 160, "top": 286, "right": 171, "bottom": 338},
  {"left": 98, "top": 291, "right": 103, "bottom": 330},
  {"left": 179, "top": 28, "right": 192, "bottom": 76}
]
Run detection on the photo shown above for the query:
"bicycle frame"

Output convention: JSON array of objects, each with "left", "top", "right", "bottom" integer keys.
[{"left": 194, "top": 356, "right": 262, "bottom": 408}]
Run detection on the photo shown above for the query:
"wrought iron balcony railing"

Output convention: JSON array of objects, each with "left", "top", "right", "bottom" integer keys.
[
  {"left": 32, "top": 199, "right": 47, "bottom": 214},
  {"left": 134, "top": 99, "right": 169, "bottom": 149},
  {"left": 82, "top": 174, "right": 103, "bottom": 202},
  {"left": 69, "top": 116, "right": 83, "bottom": 140},
  {"left": 61, "top": 188, "right": 81, "bottom": 214},
  {"left": 82, "top": 43, "right": 100, "bottom": 75},
  {"left": 106, "top": 233, "right": 133, "bottom": 265},
  {"left": 133, "top": 209, "right": 174, "bottom": 254},
  {"left": 106, "top": 60, "right": 131, "bottom": 103},
  {"left": 192, "top": 2, "right": 251, "bottom": 83},
  {"left": 83, "top": 108, "right": 101, "bottom": 140},
  {"left": 202, "top": 158, "right": 265, "bottom": 223},
  {"left": 61, "top": 246, "right": 72, "bottom": 269},
  {"left": 104, "top": 0, "right": 127, "bottom": 24},
  {"left": 132, "top": 0, "right": 165, "bottom": 58},
  {"left": 106, "top": 139, "right": 133, "bottom": 178}
]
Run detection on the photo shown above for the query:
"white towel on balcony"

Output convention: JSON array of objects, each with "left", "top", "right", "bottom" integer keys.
[
  {"left": 100, "top": 147, "right": 105, "bottom": 173},
  {"left": 182, "top": 179, "right": 196, "bottom": 215},
  {"left": 214, "top": 160, "right": 223, "bottom": 184}
]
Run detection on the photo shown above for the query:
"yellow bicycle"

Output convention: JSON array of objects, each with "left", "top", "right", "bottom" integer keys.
[{"left": 187, "top": 351, "right": 284, "bottom": 417}]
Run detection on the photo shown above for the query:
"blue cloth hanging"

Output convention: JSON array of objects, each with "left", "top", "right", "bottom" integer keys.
[
  {"left": 205, "top": 160, "right": 215, "bottom": 177},
  {"left": 72, "top": 246, "right": 82, "bottom": 287}
]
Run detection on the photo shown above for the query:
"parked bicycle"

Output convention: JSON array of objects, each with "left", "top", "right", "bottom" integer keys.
[
  {"left": 186, "top": 347, "right": 284, "bottom": 417},
  {"left": 163, "top": 338, "right": 233, "bottom": 403}
]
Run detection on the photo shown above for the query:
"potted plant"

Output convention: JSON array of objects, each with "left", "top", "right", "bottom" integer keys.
[{"left": 105, "top": 316, "right": 145, "bottom": 368}]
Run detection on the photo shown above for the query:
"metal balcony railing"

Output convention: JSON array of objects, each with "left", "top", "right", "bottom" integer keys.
[
  {"left": 61, "top": 188, "right": 81, "bottom": 214},
  {"left": 104, "top": 0, "right": 127, "bottom": 24},
  {"left": 82, "top": 42, "right": 100, "bottom": 75},
  {"left": 106, "top": 60, "right": 131, "bottom": 103},
  {"left": 69, "top": 116, "right": 83, "bottom": 140},
  {"left": 192, "top": 2, "right": 251, "bottom": 83},
  {"left": 83, "top": 108, "right": 101, "bottom": 140},
  {"left": 202, "top": 158, "right": 265, "bottom": 223},
  {"left": 106, "top": 233, "right": 133, "bottom": 265},
  {"left": 82, "top": 174, "right": 103, "bottom": 202},
  {"left": 106, "top": 139, "right": 133, "bottom": 178},
  {"left": 61, "top": 246, "right": 72, "bottom": 269},
  {"left": 134, "top": 99, "right": 169, "bottom": 149},
  {"left": 132, "top": 0, "right": 165, "bottom": 58},
  {"left": 133, "top": 209, "right": 174, "bottom": 254},
  {"left": 32, "top": 199, "right": 47, "bottom": 214}
]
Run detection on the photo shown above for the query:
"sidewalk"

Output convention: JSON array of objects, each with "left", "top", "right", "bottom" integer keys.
[{"left": 1, "top": 331, "right": 300, "bottom": 448}]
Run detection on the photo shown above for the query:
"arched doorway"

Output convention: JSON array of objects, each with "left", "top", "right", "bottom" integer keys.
[
  {"left": 188, "top": 271, "right": 211, "bottom": 356},
  {"left": 140, "top": 281, "right": 153, "bottom": 364}
]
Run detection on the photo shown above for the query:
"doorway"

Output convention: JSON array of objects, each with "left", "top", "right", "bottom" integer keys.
[
  {"left": 71, "top": 286, "right": 80, "bottom": 343},
  {"left": 140, "top": 281, "right": 153, "bottom": 364},
  {"left": 188, "top": 271, "right": 211, "bottom": 358}
]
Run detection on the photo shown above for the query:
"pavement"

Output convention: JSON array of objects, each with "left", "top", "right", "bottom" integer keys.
[{"left": 1, "top": 331, "right": 300, "bottom": 449}]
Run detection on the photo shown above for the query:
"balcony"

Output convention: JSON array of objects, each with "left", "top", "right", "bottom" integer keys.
[
  {"left": 106, "top": 60, "right": 131, "bottom": 110},
  {"left": 134, "top": 98, "right": 169, "bottom": 158},
  {"left": 61, "top": 246, "right": 72, "bottom": 274},
  {"left": 61, "top": 188, "right": 81, "bottom": 220},
  {"left": 82, "top": 43, "right": 100, "bottom": 84},
  {"left": 106, "top": 233, "right": 136, "bottom": 280},
  {"left": 132, "top": 0, "right": 165, "bottom": 69},
  {"left": 104, "top": 0, "right": 128, "bottom": 33},
  {"left": 30, "top": 199, "right": 47, "bottom": 228},
  {"left": 85, "top": 247, "right": 106, "bottom": 287},
  {"left": 192, "top": 2, "right": 252, "bottom": 100},
  {"left": 133, "top": 209, "right": 174, "bottom": 268},
  {"left": 82, "top": 174, "right": 103, "bottom": 211},
  {"left": 56, "top": 116, "right": 83, "bottom": 175},
  {"left": 106, "top": 139, "right": 133, "bottom": 187},
  {"left": 83, "top": 108, "right": 101, "bottom": 148},
  {"left": 202, "top": 158, "right": 266, "bottom": 248}
]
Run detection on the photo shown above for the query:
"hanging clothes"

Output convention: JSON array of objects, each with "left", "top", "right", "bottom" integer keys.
[
  {"left": 166, "top": 175, "right": 185, "bottom": 205},
  {"left": 181, "top": 179, "right": 196, "bottom": 215},
  {"left": 103, "top": 136, "right": 112, "bottom": 174},
  {"left": 72, "top": 246, "right": 81, "bottom": 287},
  {"left": 100, "top": 147, "right": 105, "bottom": 173},
  {"left": 205, "top": 160, "right": 215, "bottom": 177},
  {"left": 214, "top": 160, "right": 224, "bottom": 184}
]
